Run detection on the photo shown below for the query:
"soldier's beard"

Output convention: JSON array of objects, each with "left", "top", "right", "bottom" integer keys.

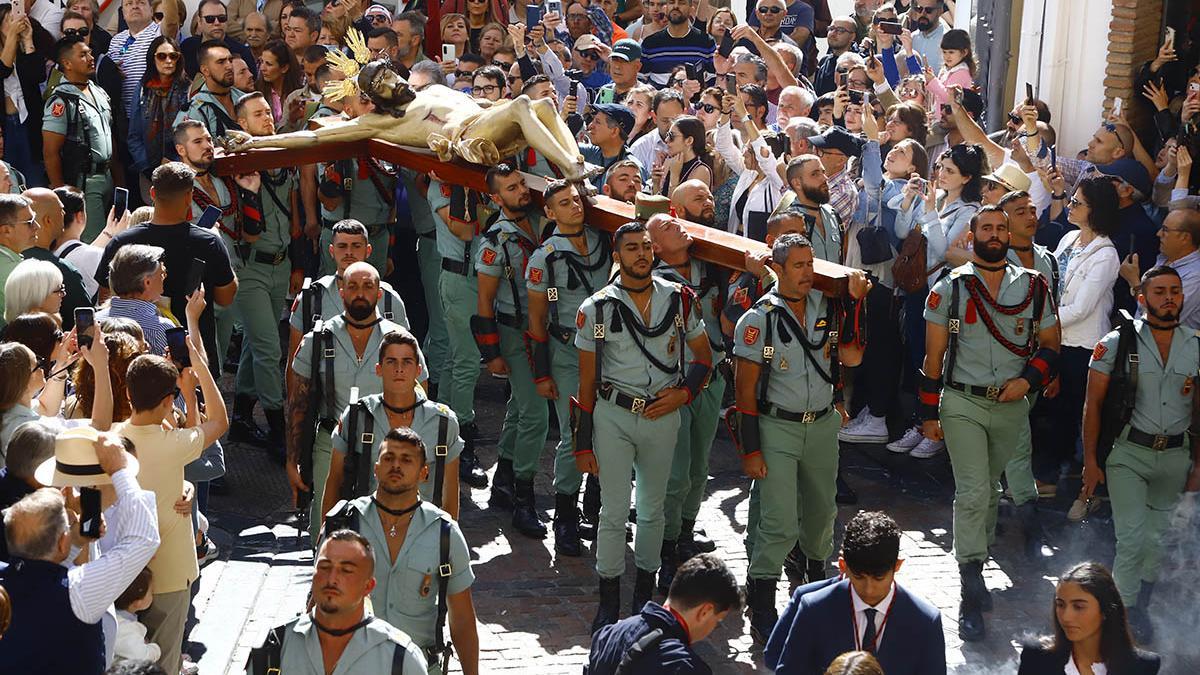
[
  {"left": 802, "top": 183, "right": 829, "bottom": 205},
  {"left": 682, "top": 207, "right": 714, "bottom": 227},
  {"left": 1147, "top": 305, "right": 1180, "bottom": 324},
  {"left": 619, "top": 261, "right": 651, "bottom": 280},
  {"left": 347, "top": 300, "right": 375, "bottom": 321},
  {"left": 975, "top": 239, "right": 1009, "bottom": 263}
]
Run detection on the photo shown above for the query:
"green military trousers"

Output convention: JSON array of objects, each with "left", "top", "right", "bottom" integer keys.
[
  {"left": 233, "top": 258, "right": 290, "bottom": 410},
  {"left": 663, "top": 379, "right": 725, "bottom": 541},
  {"left": 1106, "top": 433, "right": 1191, "bottom": 606},
  {"left": 593, "top": 397, "right": 680, "bottom": 578},
  {"left": 416, "top": 233, "right": 448, "bottom": 389},
  {"left": 1000, "top": 392, "right": 1041, "bottom": 507},
  {"left": 82, "top": 171, "right": 113, "bottom": 242},
  {"left": 747, "top": 411, "right": 840, "bottom": 580},
  {"left": 437, "top": 271, "right": 480, "bottom": 426},
  {"left": 319, "top": 225, "right": 389, "bottom": 277},
  {"left": 496, "top": 322, "right": 549, "bottom": 481},
  {"left": 549, "top": 338, "right": 583, "bottom": 496},
  {"left": 308, "top": 428, "right": 335, "bottom": 541},
  {"left": 941, "top": 388, "right": 1030, "bottom": 563}
]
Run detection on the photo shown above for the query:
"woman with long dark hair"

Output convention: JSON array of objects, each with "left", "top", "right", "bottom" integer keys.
[
  {"left": 1019, "top": 562, "right": 1160, "bottom": 674},
  {"left": 0, "top": 3, "right": 50, "bottom": 187},
  {"left": 657, "top": 115, "right": 713, "bottom": 196},
  {"left": 128, "top": 35, "right": 189, "bottom": 200},
  {"left": 254, "top": 40, "right": 302, "bottom": 123}
]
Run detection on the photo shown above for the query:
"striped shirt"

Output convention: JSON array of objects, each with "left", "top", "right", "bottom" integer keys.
[
  {"left": 70, "top": 468, "right": 161, "bottom": 625},
  {"left": 108, "top": 22, "right": 163, "bottom": 112},
  {"left": 641, "top": 25, "right": 715, "bottom": 87},
  {"left": 96, "top": 297, "right": 177, "bottom": 355}
]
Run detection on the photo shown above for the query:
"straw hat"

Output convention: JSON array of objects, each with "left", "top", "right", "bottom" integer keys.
[{"left": 34, "top": 427, "right": 138, "bottom": 488}]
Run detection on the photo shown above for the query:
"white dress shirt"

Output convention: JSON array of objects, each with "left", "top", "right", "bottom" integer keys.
[
  {"left": 1065, "top": 657, "right": 1106, "bottom": 675},
  {"left": 630, "top": 129, "right": 670, "bottom": 176},
  {"left": 68, "top": 468, "right": 160, "bottom": 625},
  {"left": 850, "top": 583, "right": 895, "bottom": 652}
]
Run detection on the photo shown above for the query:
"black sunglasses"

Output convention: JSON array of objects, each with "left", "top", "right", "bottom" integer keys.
[
  {"left": 201, "top": 13, "right": 228, "bottom": 23},
  {"left": 698, "top": 103, "right": 719, "bottom": 113},
  {"left": 1007, "top": 112, "right": 1021, "bottom": 125},
  {"left": 757, "top": 5, "right": 783, "bottom": 12},
  {"left": 64, "top": 26, "right": 91, "bottom": 38}
]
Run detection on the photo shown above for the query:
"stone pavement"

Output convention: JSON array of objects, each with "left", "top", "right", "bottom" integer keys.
[{"left": 192, "top": 372, "right": 1200, "bottom": 674}]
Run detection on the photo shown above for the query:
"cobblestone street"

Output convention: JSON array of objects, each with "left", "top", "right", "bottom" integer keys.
[{"left": 192, "top": 372, "right": 1200, "bottom": 674}]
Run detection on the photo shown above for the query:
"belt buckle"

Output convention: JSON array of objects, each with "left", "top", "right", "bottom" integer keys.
[
  {"left": 801, "top": 411, "right": 816, "bottom": 423},
  {"left": 1153, "top": 434, "right": 1168, "bottom": 451},
  {"left": 985, "top": 386, "right": 1000, "bottom": 401},
  {"left": 631, "top": 397, "right": 646, "bottom": 414}
]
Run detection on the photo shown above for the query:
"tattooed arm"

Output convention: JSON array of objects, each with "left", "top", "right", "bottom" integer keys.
[{"left": 286, "top": 374, "right": 312, "bottom": 504}]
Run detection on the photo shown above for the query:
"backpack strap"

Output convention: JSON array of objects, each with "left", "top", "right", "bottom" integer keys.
[
  {"left": 321, "top": 326, "right": 337, "bottom": 420},
  {"left": 757, "top": 302, "right": 775, "bottom": 408},
  {"left": 944, "top": 276, "right": 962, "bottom": 385},
  {"left": 383, "top": 290, "right": 394, "bottom": 321},
  {"left": 614, "top": 628, "right": 667, "bottom": 675},
  {"left": 59, "top": 242, "right": 85, "bottom": 259},
  {"left": 392, "top": 640, "right": 406, "bottom": 675},
  {"left": 431, "top": 411, "right": 449, "bottom": 509},
  {"left": 433, "top": 517, "right": 454, "bottom": 674}
]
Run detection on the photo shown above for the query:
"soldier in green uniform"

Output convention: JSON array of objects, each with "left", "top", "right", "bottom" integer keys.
[
  {"left": 471, "top": 164, "right": 550, "bottom": 538},
  {"left": 401, "top": 168, "right": 448, "bottom": 397},
  {"left": 316, "top": 90, "right": 394, "bottom": 277},
  {"left": 222, "top": 92, "right": 297, "bottom": 453},
  {"left": 288, "top": 262, "right": 421, "bottom": 541},
  {"left": 649, "top": 187, "right": 727, "bottom": 590},
  {"left": 322, "top": 331, "right": 462, "bottom": 521},
  {"left": 264, "top": 530, "right": 430, "bottom": 674},
  {"left": 731, "top": 233, "right": 868, "bottom": 643},
  {"left": 287, "top": 220, "right": 410, "bottom": 369},
  {"left": 174, "top": 118, "right": 246, "bottom": 377},
  {"left": 177, "top": 41, "right": 246, "bottom": 140},
  {"left": 43, "top": 36, "right": 116, "bottom": 241},
  {"left": 320, "top": 428, "right": 480, "bottom": 675},
  {"left": 428, "top": 176, "right": 489, "bottom": 491},
  {"left": 921, "top": 206, "right": 1060, "bottom": 641},
  {"left": 1082, "top": 265, "right": 1200, "bottom": 642},
  {"left": 524, "top": 179, "right": 612, "bottom": 558},
  {"left": 573, "top": 221, "right": 713, "bottom": 633},
  {"left": 1000, "top": 189, "right": 1062, "bottom": 555}
]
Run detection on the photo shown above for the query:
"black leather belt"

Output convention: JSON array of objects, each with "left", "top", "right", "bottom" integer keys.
[
  {"left": 761, "top": 403, "right": 832, "bottom": 423},
  {"left": 946, "top": 381, "right": 1004, "bottom": 401},
  {"left": 317, "top": 418, "right": 337, "bottom": 433},
  {"left": 1127, "top": 427, "right": 1184, "bottom": 451},
  {"left": 441, "top": 258, "right": 469, "bottom": 276},
  {"left": 495, "top": 312, "right": 521, "bottom": 329},
  {"left": 253, "top": 250, "right": 288, "bottom": 265},
  {"left": 599, "top": 383, "right": 658, "bottom": 415}
]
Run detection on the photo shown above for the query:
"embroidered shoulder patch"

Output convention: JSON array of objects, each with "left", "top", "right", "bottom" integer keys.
[
  {"left": 51, "top": 101, "right": 65, "bottom": 117},
  {"left": 733, "top": 286, "right": 749, "bottom": 309},
  {"left": 577, "top": 310, "right": 586, "bottom": 329},
  {"left": 1092, "top": 343, "right": 1108, "bottom": 362},
  {"left": 529, "top": 267, "right": 543, "bottom": 284},
  {"left": 743, "top": 325, "right": 760, "bottom": 345},
  {"left": 927, "top": 291, "right": 941, "bottom": 310},
  {"left": 481, "top": 248, "right": 497, "bottom": 266}
]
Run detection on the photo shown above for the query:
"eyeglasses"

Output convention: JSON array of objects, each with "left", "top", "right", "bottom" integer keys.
[
  {"left": 666, "top": 131, "right": 678, "bottom": 141},
  {"left": 507, "top": 75, "right": 521, "bottom": 83},
  {"left": 698, "top": 102, "right": 719, "bottom": 113},
  {"left": 454, "top": 70, "right": 474, "bottom": 78},
  {"left": 493, "top": 60, "right": 514, "bottom": 68},
  {"left": 1067, "top": 197, "right": 1085, "bottom": 208},
  {"left": 31, "top": 360, "right": 45, "bottom": 375},
  {"left": 6, "top": 217, "right": 36, "bottom": 228},
  {"left": 578, "top": 50, "right": 600, "bottom": 60},
  {"left": 155, "top": 51, "right": 180, "bottom": 61},
  {"left": 912, "top": 4, "right": 941, "bottom": 14},
  {"left": 64, "top": 27, "right": 91, "bottom": 38},
  {"left": 940, "top": 104, "right": 953, "bottom": 115},
  {"left": 368, "top": 14, "right": 390, "bottom": 23},
  {"left": 202, "top": 13, "right": 228, "bottom": 23},
  {"left": 472, "top": 84, "right": 500, "bottom": 95},
  {"left": 1162, "top": 226, "right": 1190, "bottom": 234},
  {"left": 53, "top": 284, "right": 66, "bottom": 296},
  {"left": 899, "top": 87, "right": 923, "bottom": 98},
  {"left": 1007, "top": 112, "right": 1021, "bottom": 125},
  {"left": 827, "top": 26, "right": 853, "bottom": 35},
  {"left": 756, "top": 5, "right": 784, "bottom": 13}
]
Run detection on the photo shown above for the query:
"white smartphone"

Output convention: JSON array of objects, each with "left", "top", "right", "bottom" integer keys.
[
  {"left": 1112, "top": 96, "right": 1123, "bottom": 117},
  {"left": 442, "top": 43, "right": 456, "bottom": 62},
  {"left": 546, "top": 0, "right": 561, "bottom": 15},
  {"left": 1165, "top": 27, "right": 1176, "bottom": 50}
]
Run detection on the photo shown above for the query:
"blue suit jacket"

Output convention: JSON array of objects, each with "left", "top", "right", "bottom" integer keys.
[{"left": 767, "top": 578, "right": 946, "bottom": 675}]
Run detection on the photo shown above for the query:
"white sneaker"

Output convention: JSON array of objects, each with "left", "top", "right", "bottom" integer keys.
[
  {"left": 909, "top": 437, "right": 946, "bottom": 459},
  {"left": 887, "top": 426, "right": 924, "bottom": 454},
  {"left": 837, "top": 413, "right": 867, "bottom": 441},
  {"left": 838, "top": 414, "right": 889, "bottom": 444}
]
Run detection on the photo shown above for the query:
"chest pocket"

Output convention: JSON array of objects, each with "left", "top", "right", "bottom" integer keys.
[{"left": 395, "top": 543, "right": 441, "bottom": 616}]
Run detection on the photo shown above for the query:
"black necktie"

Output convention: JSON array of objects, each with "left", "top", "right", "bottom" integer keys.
[{"left": 862, "top": 608, "right": 878, "bottom": 653}]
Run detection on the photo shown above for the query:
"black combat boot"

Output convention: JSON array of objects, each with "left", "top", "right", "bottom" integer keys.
[
  {"left": 579, "top": 474, "right": 601, "bottom": 541},
  {"left": 1129, "top": 583, "right": 1156, "bottom": 644},
  {"left": 511, "top": 479, "right": 547, "bottom": 539},
  {"left": 806, "top": 557, "right": 826, "bottom": 583},
  {"left": 958, "top": 562, "right": 986, "bottom": 642},
  {"left": 229, "top": 394, "right": 268, "bottom": 446},
  {"left": 591, "top": 576, "right": 621, "bottom": 635},
  {"left": 632, "top": 568, "right": 655, "bottom": 615},
  {"left": 656, "top": 540, "right": 677, "bottom": 595},
  {"left": 488, "top": 457, "right": 515, "bottom": 510},
  {"left": 263, "top": 409, "right": 286, "bottom": 464},
  {"left": 746, "top": 577, "right": 778, "bottom": 644},
  {"left": 676, "top": 518, "right": 715, "bottom": 561},
  {"left": 783, "top": 543, "right": 806, "bottom": 581},
  {"left": 1016, "top": 502, "right": 1052, "bottom": 560},
  {"left": 553, "top": 492, "right": 582, "bottom": 557},
  {"left": 458, "top": 423, "right": 488, "bottom": 489}
]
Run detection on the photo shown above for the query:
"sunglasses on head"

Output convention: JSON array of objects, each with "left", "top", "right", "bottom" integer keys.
[
  {"left": 202, "top": 13, "right": 228, "bottom": 23},
  {"left": 64, "top": 27, "right": 91, "bottom": 38},
  {"left": 1101, "top": 122, "right": 1127, "bottom": 149}
]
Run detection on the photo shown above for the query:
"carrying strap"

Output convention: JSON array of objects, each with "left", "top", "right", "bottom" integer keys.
[
  {"left": 945, "top": 276, "right": 961, "bottom": 385},
  {"left": 320, "top": 327, "right": 337, "bottom": 419},
  {"left": 754, "top": 298, "right": 838, "bottom": 407},
  {"left": 302, "top": 281, "right": 325, "bottom": 335},
  {"left": 593, "top": 300, "right": 606, "bottom": 399},
  {"left": 600, "top": 293, "right": 686, "bottom": 377},
  {"left": 261, "top": 169, "right": 293, "bottom": 221},
  {"left": 353, "top": 402, "right": 376, "bottom": 496},
  {"left": 431, "top": 413, "right": 449, "bottom": 508},
  {"left": 383, "top": 291, "right": 394, "bottom": 321},
  {"left": 59, "top": 242, "right": 85, "bottom": 259},
  {"left": 614, "top": 628, "right": 667, "bottom": 675},
  {"left": 392, "top": 641, "right": 406, "bottom": 675},
  {"left": 545, "top": 232, "right": 611, "bottom": 335},
  {"left": 433, "top": 518, "right": 453, "bottom": 671}
]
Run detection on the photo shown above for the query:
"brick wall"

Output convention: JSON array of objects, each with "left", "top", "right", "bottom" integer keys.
[{"left": 1105, "top": 0, "right": 1164, "bottom": 119}]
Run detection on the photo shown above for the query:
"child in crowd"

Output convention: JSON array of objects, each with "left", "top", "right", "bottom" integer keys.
[{"left": 114, "top": 567, "right": 161, "bottom": 664}]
